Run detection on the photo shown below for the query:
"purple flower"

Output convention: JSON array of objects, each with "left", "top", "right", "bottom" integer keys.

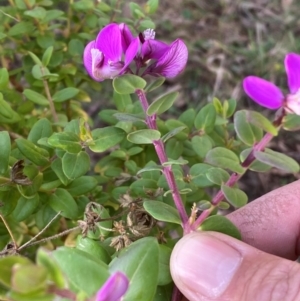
[
  {"left": 83, "top": 23, "right": 139, "bottom": 81},
  {"left": 139, "top": 29, "right": 188, "bottom": 78},
  {"left": 83, "top": 23, "right": 188, "bottom": 81},
  {"left": 243, "top": 53, "right": 300, "bottom": 114},
  {"left": 95, "top": 272, "right": 129, "bottom": 301}
]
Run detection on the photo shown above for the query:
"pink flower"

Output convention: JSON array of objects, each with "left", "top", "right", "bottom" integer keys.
[
  {"left": 83, "top": 23, "right": 188, "bottom": 81},
  {"left": 95, "top": 272, "right": 129, "bottom": 301},
  {"left": 83, "top": 23, "right": 139, "bottom": 81},
  {"left": 243, "top": 53, "right": 300, "bottom": 114}
]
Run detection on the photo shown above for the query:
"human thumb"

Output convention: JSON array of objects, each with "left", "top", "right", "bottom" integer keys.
[{"left": 170, "top": 232, "right": 300, "bottom": 301}]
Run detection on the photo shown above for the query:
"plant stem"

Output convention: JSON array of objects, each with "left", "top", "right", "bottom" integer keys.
[
  {"left": 0, "top": 214, "right": 17, "bottom": 249},
  {"left": 135, "top": 89, "right": 190, "bottom": 232},
  {"left": 24, "top": 226, "right": 80, "bottom": 249},
  {"left": 193, "top": 110, "right": 285, "bottom": 230},
  {"left": 18, "top": 211, "right": 61, "bottom": 251},
  {"left": 41, "top": 67, "right": 58, "bottom": 123}
]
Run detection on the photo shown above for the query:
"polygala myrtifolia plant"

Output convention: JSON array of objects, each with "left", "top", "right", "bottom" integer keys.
[{"left": 1, "top": 1, "right": 300, "bottom": 301}]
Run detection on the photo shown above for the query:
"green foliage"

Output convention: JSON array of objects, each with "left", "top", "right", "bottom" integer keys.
[
  {"left": 199, "top": 215, "right": 241, "bottom": 240},
  {"left": 143, "top": 201, "right": 181, "bottom": 225},
  {"left": 109, "top": 237, "right": 159, "bottom": 301},
  {"left": 1, "top": 1, "right": 299, "bottom": 301}
]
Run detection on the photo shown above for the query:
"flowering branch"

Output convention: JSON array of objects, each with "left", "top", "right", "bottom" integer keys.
[
  {"left": 192, "top": 110, "right": 285, "bottom": 230},
  {"left": 135, "top": 89, "right": 190, "bottom": 233}
]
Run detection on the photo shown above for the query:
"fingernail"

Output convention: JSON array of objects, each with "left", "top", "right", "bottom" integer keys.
[{"left": 171, "top": 233, "right": 242, "bottom": 298}]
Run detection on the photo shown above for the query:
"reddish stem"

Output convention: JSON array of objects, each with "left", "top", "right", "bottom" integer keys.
[
  {"left": 135, "top": 89, "right": 190, "bottom": 232},
  {"left": 193, "top": 110, "right": 285, "bottom": 230}
]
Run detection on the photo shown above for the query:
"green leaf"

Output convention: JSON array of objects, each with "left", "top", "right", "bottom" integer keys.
[
  {"left": 0, "top": 189, "right": 19, "bottom": 217},
  {"left": 42, "top": 46, "right": 54, "bottom": 66},
  {"left": 130, "top": 179, "right": 157, "bottom": 197},
  {"left": 147, "top": 92, "right": 178, "bottom": 116},
  {"left": 161, "top": 126, "right": 187, "bottom": 142},
  {"left": 254, "top": 148, "right": 299, "bottom": 173},
  {"left": 37, "top": 33, "right": 55, "bottom": 49},
  {"left": 143, "top": 201, "right": 181, "bottom": 225},
  {"left": 28, "top": 118, "right": 53, "bottom": 145},
  {"left": 194, "top": 103, "right": 216, "bottom": 133},
  {"left": 179, "top": 108, "right": 196, "bottom": 130},
  {"left": 66, "top": 176, "right": 97, "bottom": 196},
  {"left": 62, "top": 151, "right": 90, "bottom": 180},
  {"left": 145, "top": 77, "right": 165, "bottom": 92},
  {"left": 113, "top": 75, "right": 146, "bottom": 94},
  {"left": 42, "top": 9, "right": 65, "bottom": 23},
  {"left": 199, "top": 215, "right": 241, "bottom": 240},
  {"left": 165, "top": 138, "right": 183, "bottom": 159},
  {"left": 53, "top": 247, "right": 109, "bottom": 296},
  {"left": 221, "top": 185, "right": 248, "bottom": 208},
  {"left": 89, "top": 127, "right": 126, "bottom": 152},
  {"left": 76, "top": 236, "right": 110, "bottom": 264},
  {"left": 197, "top": 200, "right": 212, "bottom": 210},
  {"left": 51, "top": 158, "right": 70, "bottom": 186},
  {"left": 31, "top": 64, "right": 50, "bottom": 79},
  {"left": 8, "top": 22, "right": 35, "bottom": 36},
  {"left": 189, "top": 163, "right": 214, "bottom": 187},
  {"left": 36, "top": 248, "right": 66, "bottom": 289},
  {"left": 127, "top": 129, "right": 161, "bottom": 144},
  {"left": 0, "top": 256, "right": 31, "bottom": 288},
  {"left": 11, "top": 264, "right": 47, "bottom": 294},
  {"left": 240, "top": 148, "right": 271, "bottom": 172},
  {"left": 49, "top": 188, "right": 78, "bottom": 219},
  {"left": 206, "top": 147, "right": 245, "bottom": 174},
  {"left": 137, "top": 165, "right": 163, "bottom": 175},
  {"left": 165, "top": 119, "right": 188, "bottom": 141},
  {"left": 52, "top": 88, "right": 80, "bottom": 103},
  {"left": 145, "top": 0, "right": 159, "bottom": 13},
  {"left": 23, "top": 89, "right": 49, "bottom": 106},
  {"left": 0, "top": 68, "right": 9, "bottom": 89},
  {"left": 15, "top": 138, "right": 49, "bottom": 166},
  {"left": 24, "top": 7, "right": 47, "bottom": 19},
  {"left": 48, "top": 132, "right": 82, "bottom": 153},
  {"left": 0, "top": 131, "right": 10, "bottom": 174},
  {"left": 12, "top": 194, "right": 39, "bottom": 222},
  {"left": 224, "top": 98, "right": 237, "bottom": 118},
  {"left": 28, "top": 52, "right": 43, "bottom": 66},
  {"left": 162, "top": 158, "right": 188, "bottom": 166},
  {"left": 191, "top": 135, "right": 213, "bottom": 158},
  {"left": 35, "top": 204, "right": 57, "bottom": 230},
  {"left": 283, "top": 113, "right": 300, "bottom": 131},
  {"left": 114, "top": 112, "right": 145, "bottom": 122},
  {"left": 234, "top": 110, "right": 263, "bottom": 145},
  {"left": 113, "top": 90, "right": 132, "bottom": 111},
  {"left": 68, "top": 39, "right": 84, "bottom": 56},
  {"left": 206, "top": 167, "right": 230, "bottom": 185},
  {"left": 0, "top": 93, "right": 20, "bottom": 122},
  {"left": 109, "top": 237, "right": 159, "bottom": 301},
  {"left": 245, "top": 110, "right": 278, "bottom": 135},
  {"left": 72, "top": 0, "right": 95, "bottom": 11},
  {"left": 129, "top": 2, "right": 144, "bottom": 17},
  {"left": 157, "top": 245, "right": 172, "bottom": 286}
]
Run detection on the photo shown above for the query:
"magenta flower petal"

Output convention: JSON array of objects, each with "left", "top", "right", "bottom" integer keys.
[
  {"left": 95, "top": 23, "right": 122, "bottom": 61},
  {"left": 243, "top": 76, "right": 284, "bottom": 109},
  {"left": 141, "top": 39, "right": 169, "bottom": 61},
  {"left": 122, "top": 37, "right": 140, "bottom": 71},
  {"left": 119, "top": 23, "right": 134, "bottom": 52},
  {"left": 83, "top": 41, "right": 103, "bottom": 82},
  {"left": 285, "top": 53, "right": 300, "bottom": 94},
  {"left": 146, "top": 39, "right": 188, "bottom": 78},
  {"left": 96, "top": 272, "right": 129, "bottom": 301}
]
